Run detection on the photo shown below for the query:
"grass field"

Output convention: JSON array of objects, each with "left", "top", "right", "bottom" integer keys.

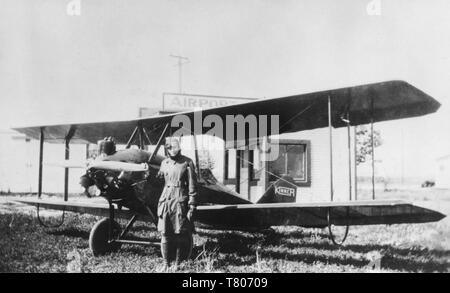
[{"left": 0, "top": 188, "right": 449, "bottom": 273}]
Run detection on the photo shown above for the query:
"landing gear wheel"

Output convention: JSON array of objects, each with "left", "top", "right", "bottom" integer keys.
[
  {"left": 327, "top": 208, "right": 350, "bottom": 246},
  {"left": 89, "top": 218, "right": 122, "bottom": 256}
]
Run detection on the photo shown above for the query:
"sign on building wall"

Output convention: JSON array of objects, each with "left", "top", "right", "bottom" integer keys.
[{"left": 162, "top": 93, "right": 256, "bottom": 111}]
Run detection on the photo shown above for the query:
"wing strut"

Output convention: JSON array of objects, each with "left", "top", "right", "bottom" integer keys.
[
  {"left": 328, "top": 96, "right": 334, "bottom": 202},
  {"left": 340, "top": 111, "right": 353, "bottom": 201},
  {"left": 354, "top": 126, "right": 358, "bottom": 200},
  {"left": 142, "top": 127, "right": 153, "bottom": 145},
  {"left": 147, "top": 123, "right": 170, "bottom": 164},
  {"left": 126, "top": 126, "right": 139, "bottom": 149},
  {"left": 371, "top": 97, "right": 376, "bottom": 200},
  {"left": 36, "top": 127, "right": 66, "bottom": 228},
  {"left": 328, "top": 97, "right": 351, "bottom": 244},
  {"left": 192, "top": 134, "right": 201, "bottom": 180},
  {"left": 138, "top": 123, "right": 145, "bottom": 150},
  {"left": 125, "top": 123, "right": 150, "bottom": 150},
  {"left": 347, "top": 113, "right": 352, "bottom": 201},
  {"left": 38, "top": 127, "right": 44, "bottom": 198},
  {"left": 64, "top": 125, "right": 77, "bottom": 201}
]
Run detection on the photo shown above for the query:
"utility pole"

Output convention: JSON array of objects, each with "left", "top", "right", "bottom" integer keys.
[{"left": 170, "top": 54, "right": 189, "bottom": 93}]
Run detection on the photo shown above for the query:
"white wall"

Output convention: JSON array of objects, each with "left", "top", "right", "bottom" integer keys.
[
  {"left": 0, "top": 132, "right": 86, "bottom": 193},
  {"left": 279, "top": 127, "right": 354, "bottom": 202}
]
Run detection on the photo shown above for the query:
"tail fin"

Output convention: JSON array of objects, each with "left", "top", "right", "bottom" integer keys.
[{"left": 257, "top": 175, "right": 297, "bottom": 203}]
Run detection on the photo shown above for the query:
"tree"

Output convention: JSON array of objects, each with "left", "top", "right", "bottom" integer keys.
[
  {"left": 355, "top": 125, "right": 382, "bottom": 165},
  {"left": 198, "top": 150, "right": 215, "bottom": 171}
]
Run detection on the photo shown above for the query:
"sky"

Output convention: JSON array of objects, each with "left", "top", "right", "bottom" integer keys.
[{"left": 0, "top": 0, "right": 450, "bottom": 179}]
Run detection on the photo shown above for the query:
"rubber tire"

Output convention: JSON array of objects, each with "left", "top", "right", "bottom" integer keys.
[{"left": 89, "top": 218, "right": 122, "bottom": 256}]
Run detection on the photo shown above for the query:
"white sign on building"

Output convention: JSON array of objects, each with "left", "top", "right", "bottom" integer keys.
[{"left": 162, "top": 93, "right": 256, "bottom": 111}]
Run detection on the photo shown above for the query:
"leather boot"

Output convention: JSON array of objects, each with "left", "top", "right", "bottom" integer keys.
[
  {"left": 175, "top": 232, "right": 193, "bottom": 266},
  {"left": 161, "top": 234, "right": 175, "bottom": 269},
  {"left": 175, "top": 234, "right": 182, "bottom": 267}
]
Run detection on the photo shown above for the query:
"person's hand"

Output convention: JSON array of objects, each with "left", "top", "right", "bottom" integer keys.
[{"left": 187, "top": 205, "right": 196, "bottom": 221}]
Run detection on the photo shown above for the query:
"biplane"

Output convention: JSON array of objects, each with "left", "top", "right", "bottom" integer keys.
[{"left": 11, "top": 80, "right": 445, "bottom": 256}]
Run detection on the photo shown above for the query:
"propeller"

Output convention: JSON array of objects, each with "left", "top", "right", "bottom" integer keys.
[
  {"left": 88, "top": 160, "right": 149, "bottom": 172},
  {"left": 44, "top": 159, "right": 149, "bottom": 172}
]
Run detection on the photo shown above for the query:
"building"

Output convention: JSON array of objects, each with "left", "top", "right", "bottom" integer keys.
[
  {"left": 214, "top": 127, "right": 356, "bottom": 203},
  {"left": 0, "top": 130, "right": 87, "bottom": 193}
]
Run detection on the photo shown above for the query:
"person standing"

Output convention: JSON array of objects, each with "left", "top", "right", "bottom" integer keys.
[{"left": 157, "top": 137, "right": 197, "bottom": 270}]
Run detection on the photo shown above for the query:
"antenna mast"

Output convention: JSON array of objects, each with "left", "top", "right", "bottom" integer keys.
[{"left": 169, "top": 54, "right": 189, "bottom": 93}]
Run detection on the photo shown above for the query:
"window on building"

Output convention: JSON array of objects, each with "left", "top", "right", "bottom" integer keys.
[{"left": 268, "top": 140, "right": 310, "bottom": 186}]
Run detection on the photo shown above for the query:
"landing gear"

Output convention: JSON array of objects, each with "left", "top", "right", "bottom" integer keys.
[
  {"left": 88, "top": 200, "right": 161, "bottom": 256},
  {"left": 327, "top": 208, "right": 350, "bottom": 246},
  {"left": 89, "top": 218, "right": 122, "bottom": 256}
]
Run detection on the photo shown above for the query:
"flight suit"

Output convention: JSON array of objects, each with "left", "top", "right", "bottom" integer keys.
[{"left": 157, "top": 153, "right": 197, "bottom": 266}]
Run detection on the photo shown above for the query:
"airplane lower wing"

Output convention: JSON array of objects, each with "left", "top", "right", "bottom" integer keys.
[
  {"left": 195, "top": 200, "right": 446, "bottom": 229},
  {"left": 11, "top": 198, "right": 445, "bottom": 230},
  {"left": 12, "top": 198, "right": 151, "bottom": 221}
]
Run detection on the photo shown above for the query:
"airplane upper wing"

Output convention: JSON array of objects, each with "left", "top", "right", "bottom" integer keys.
[{"left": 12, "top": 80, "right": 440, "bottom": 144}]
